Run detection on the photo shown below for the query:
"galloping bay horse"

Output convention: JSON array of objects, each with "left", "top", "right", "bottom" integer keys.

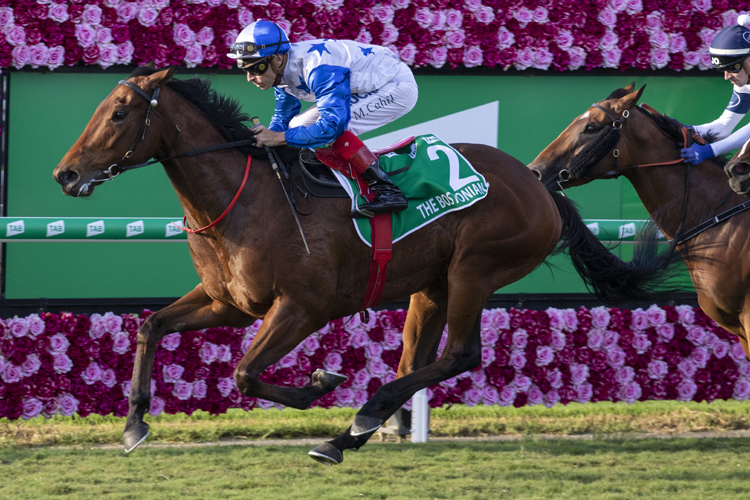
[
  {"left": 529, "top": 83, "right": 750, "bottom": 361},
  {"left": 53, "top": 68, "right": 676, "bottom": 464}
]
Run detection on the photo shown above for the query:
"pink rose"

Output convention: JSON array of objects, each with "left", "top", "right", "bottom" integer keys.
[
  {"left": 677, "top": 379, "right": 697, "bottom": 401},
  {"left": 96, "top": 28, "right": 113, "bottom": 44},
  {"left": 532, "top": 48, "right": 553, "bottom": 70},
  {"left": 278, "top": 352, "right": 297, "bottom": 369},
  {"left": 463, "top": 46, "right": 483, "bottom": 68},
  {"left": 352, "top": 368, "right": 371, "bottom": 388},
  {"left": 137, "top": 7, "right": 158, "bottom": 26},
  {"left": 380, "top": 24, "right": 398, "bottom": 45},
  {"left": 561, "top": 310, "right": 578, "bottom": 331},
  {"left": 184, "top": 44, "right": 203, "bottom": 67},
  {"left": 733, "top": 379, "right": 750, "bottom": 401},
  {"left": 58, "top": 393, "right": 79, "bottom": 416},
  {"left": 334, "top": 388, "right": 354, "bottom": 407},
  {"left": 53, "top": 354, "right": 73, "bottom": 374},
  {"left": 498, "top": 386, "right": 516, "bottom": 406},
  {"left": 491, "top": 309, "right": 510, "bottom": 329},
  {"left": 161, "top": 333, "right": 181, "bottom": 351},
  {"left": 713, "top": 340, "right": 729, "bottom": 359},
  {"left": 723, "top": 10, "right": 739, "bottom": 27},
  {"left": 631, "top": 310, "right": 649, "bottom": 330},
  {"left": 89, "top": 316, "right": 108, "bottom": 339},
  {"left": 199, "top": 342, "right": 218, "bottom": 365},
  {"left": 414, "top": 8, "right": 433, "bottom": 28},
  {"left": 2, "top": 363, "right": 21, "bottom": 384},
  {"left": 353, "top": 389, "right": 368, "bottom": 407},
  {"left": 324, "top": 352, "right": 343, "bottom": 372},
  {"left": 647, "top": 360, "right": 668, "bottom": 379},
  {"left": 514, "top": 7, "right": 532, "bottom": 24},
  {"left": 480, "top": 328, "right": 499, "bottom": 347},
  {"left": 301, "top": 336, "right": 320, "bottom": 356},
  {"left": 81, "top": 362, "right": 103, "bottom": 385},
  {"left": 570, "top": 364, "right": 589, "bottom": 385},
  {"left": 365, "top": 343, "right": 383, "bottom": 360},
  {"left": 678, "top": 358, "right": 697, "bottom": 378},
  {"left": 550, "top": 331, "right": 566, "bottom": 351},
  {"left": 48, "top": 46, "right": 65, "bottom": 69},
  {"left": 514, "top": 47, "right": 533, "bottom": 70},
  {"left": 691, "top": 346, "right": 710, "bottom": 368},
  {"left": 149, "top": 397, "right": 165, "bottom": 416},
  {"left": 48, "top": 4, "right": 69, "bottom": 23},
  {"left": 8, "top": 317, "right": 29, "bottom": 338},
  {"left": 384, "top": 330, "right": 402, "bottom": 350},
  {"left": 97, "top": 43, "right": 117, "bottom": 69},
  {"left": 676, "top": 305, "right": 695, "bottom": 325},
  {"left": 76, "top": 24, "right": 96, "bottom": 48},
  {"left": 687, "top": 326, "right": 705, "bottom": 346},
  {"left": 645, "top": 12, "right": 662, "bottom": 33},
  {"left": 535, "top": 346, "right": 554, "bottom": 367},
  {"left": 482, "top": 346, "right": 496, "bottom": 367},
  {"left": 650, "top": 31, "right": 669, "bottom": 50},
  {"left": 7, "top": 27, "right": 26, "bottom": 47},
  {"left": 476, "top": 6, "right": 494, "bottom": 24},
  {"left": 172, "top": 380, "right": 193, "bottom": 400},
  {"left": 116, "top": 42, "right": 134, "bottom": 65},
  {"left": 740, "top": 363, "right": 750, "bottom": 379},
  {"left": 101, "top": 368, "right": 117, "bottom": 388},
  {"left": 547, "top": 369, "right": 563, "bottom": 389},
  {"left": 590, "top": 307, "right": 611, "bottom": 329},
  {"left": 117, "top": 2, "right": 138, "bottom": 23},
  {"left": 602, "top": 330, "right": 619, "bottom": 351},
  {"left": 192, "top": 380, "right": 207, "bottom": 399},
  {"left": 238, "top": 8, "right": 254, "bottom": 27},
  {"left": 597, "top": 8, "right": 617, "bottom": 28},
  {"left": 121, "top": 381, "right": 132, "bottom": 398},
  {"left": 692, "top": 0, "right": 711, "bottom": 13},
  {"left": 610, "top": 0, "right": 629, "bottom": 12},
  {"left": 372, "top": 4, "right": 394, "bottom": 23},
  {"left": 481, "top": 386, "right": 498, "bottom": 405},
  {"left": 587, "top": 330, "right": 604, "bottom": 349},
  {"left": 577, "top": 383, "right": 593, "bottom": 404},
  {"left": 103, "top": 312, "right": 123, "bottom": 334},
  {"left": 730, "top": 343, "right": 747, "bottom": 362},
  {"left": 112, "top": 332, "right": 130, "bottom": 354},
  {"left": 524, "top": 385, "right": 541, "bottom": 405},
  {"left": 601, "top": 48, "right": 621, "bottom": 69},
  {"left": 510, "top": 350, "right": 527, "bottom": 370},
  {"left": 632, "top": 333, "right": 652, "bottom": 354},
  {"left": 196, "top": 27, "right": 214, "bottom": 46},
  {"left": 512, "top": 330, "right": 528, "bottom": 349},
  {"left": 217, "top": 345, "right": 232, "bottom": 363},
  {"left": 568, "top": 47, "right": 586, "bottom": 70},
  {"left": 163, "top": 364, "right": 185, "bottom": 383},
  {"left": 21, "top": 354, "right": 41, "bottom": 377},
  {"left": 607, "top": 348, "right": 626, "bottom": 369},
  {"left": 616, "top": 366, "right": 635, "bottom": 384},
  {"left": 82, "top": 4, "right": 102, "bottom": 25},
  {"left": 22, "top": 397, "right": 43, "bottom": 420},
  {"left": 532, "top": 6, "right": 548, "bottom": 23},
  {"left": 669, "top": 34, "right": 687, "bottom": 54},
  {"left": 446, "top": 30, "right": 465, "bottom": 49},
  {"left": 656, "top": 324, "right": 674, "bottom": 342},
  {"left": 555, "top": 30, "right": 573, "bottom": 50},
  {"left": 217, "top": 377, "right": 235, "bottom": 398},
  {"left": 470, "top": 370, "right": 487, "bottom": 387},
  {"left": 49, "top": 334, "right": 70, "bottom": 355},
  {"left": 173, "top": 24, "right": 195, "bottom": 47},
  {"left": 445, "top": 9, "right": 463, "bottom": 29},
  {"left": 619, "top": 381, "right": 642, "bottom": 404},
  {"left": 28, "top": 314, "right": 45, "bottom": 337},
  {"left": 348, "top": 330, "right": 369, "bottom": 349},
  {"left": 367, "top": 358, "right": 387, "bottom": 376},
  {"left": 462, "top": 388, "right": 482, "bottom": 407},
  {"left": 513, "top": 374, "right": 532, "bottom": 392},
  {"left": 399, "top": 44, "right": 416, "bottom": 65},
  {"left": 543, "top": 388, "right": 560, "bottom": 408}
]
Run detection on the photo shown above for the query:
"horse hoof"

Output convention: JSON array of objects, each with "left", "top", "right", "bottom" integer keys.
[
  {"left": 308, "top": 442, "right": 343, "bottom": 466},
  {"left": 351, "top": 414, "right": 383, "bottom": 436},
  {"left": 123, "top": 422, "right": 150, "bottom": 453},
  {"left": 312, "top": 369, "right": 348, "bottom": 392}
]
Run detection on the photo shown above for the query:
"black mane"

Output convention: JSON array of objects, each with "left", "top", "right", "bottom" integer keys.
[{"left": 128, "top": 67, "right": 299, "bottom": 160}]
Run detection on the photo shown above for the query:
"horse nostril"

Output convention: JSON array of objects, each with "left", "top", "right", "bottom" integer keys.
[
  {"left": 735, "top": 163, "right": 749, "bottom": 175},
  {"left": 57, "top": 169, "right": 79, "bottom": 186},
  {"left": 531, "top": 168, "right": 542, "bottom": 180}
]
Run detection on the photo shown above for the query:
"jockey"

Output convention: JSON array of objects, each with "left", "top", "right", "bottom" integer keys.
[
  {"left": 228, "top": 20, "right": 418, "bottom": 218},
  {"left": 681, "top": 16, "right": 750, "bottom": 164}
]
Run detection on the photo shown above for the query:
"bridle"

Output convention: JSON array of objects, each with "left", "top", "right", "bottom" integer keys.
[
  {"left": 96, "top": 78, "right": 258, "bottom": 234},
  {"left": 94, "top": 79, "right": 256, "bottom": 184}
]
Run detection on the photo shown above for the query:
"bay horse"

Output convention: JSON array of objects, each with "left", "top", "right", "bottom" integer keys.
[
  {"left": 529, "top": 83, "right": 750, "bottom": 361},
  {"left": 53, "top": 67, "right": 675, "bottom": 465}
]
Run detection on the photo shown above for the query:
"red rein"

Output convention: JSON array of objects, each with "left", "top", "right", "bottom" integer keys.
[{"left": 176, "top": 155, "right": 252, "bottom": 234}]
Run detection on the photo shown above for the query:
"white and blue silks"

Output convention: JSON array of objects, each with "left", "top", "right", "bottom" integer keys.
[
  {"left": 268, "top": 39, "right": 417, "bottom": 148},
  {"left": 694, "top": 84, "right": 750, "bottom": 156}
]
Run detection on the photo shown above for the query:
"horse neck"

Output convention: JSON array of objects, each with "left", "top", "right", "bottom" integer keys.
[
  {"left": 155, "top": 89, "right": 257, "bottom": 228},
  {"left": 623, "top": 124, "right": 733, "bottom": 239}
]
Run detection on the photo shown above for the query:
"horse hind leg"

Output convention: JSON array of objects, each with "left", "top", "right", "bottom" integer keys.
[
  {"left": 124, "top": 285, "right": 253, "bottom": 453},
  {"left": 308, "top": 285, "right": 483, "bottom": 466}
]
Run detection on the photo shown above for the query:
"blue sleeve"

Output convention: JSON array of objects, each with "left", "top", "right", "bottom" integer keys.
[
  {"left": 284, "top": 65, "right": 351, "bottom": 148},
  {"left": 268, "top": 88, "right": 301, "bottom": 133},
  {"left": 728, "top": 90, "right": 750, "bottom": 115}
]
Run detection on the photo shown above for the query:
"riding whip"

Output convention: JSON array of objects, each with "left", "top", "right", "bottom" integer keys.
[{"left": 251, "top": 117, "right": 311, "bottom": 255}]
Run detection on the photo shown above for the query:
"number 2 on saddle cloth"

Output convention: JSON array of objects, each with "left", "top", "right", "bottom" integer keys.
[{"left": 314, "top": 135, "right": 415, "bottom": 315}]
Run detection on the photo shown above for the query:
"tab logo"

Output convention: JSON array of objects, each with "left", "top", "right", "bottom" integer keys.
[
  {"left": 46, "top": 220, "right": 65, "bottom": 237},
  {"left": 126, "top": 221, "right": 144, "bottom": 237},
  {"left": 586, "top": 222, "right": 599, "bottom": 236},
  {"left": 6, "top": 220, "right": 24, "bottom": 237},
  {"left": 619, "top": 223, "right": 636, "bottom": 240},
  {"left": 86, "top": 220, "right": 105, "bottom": 237},
  {"left": 166, "top": 220, "right": 184, "bottom": 237}
]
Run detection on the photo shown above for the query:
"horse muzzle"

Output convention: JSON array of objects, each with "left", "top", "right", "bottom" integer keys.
[{"left": 53, "top": 166, "right": 94, "bottom": 197}]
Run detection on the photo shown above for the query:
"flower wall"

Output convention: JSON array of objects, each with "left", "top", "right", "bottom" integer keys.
[
  {"left": 0, "top": 304, "right": 748, "bottom": 420},
  {"left": 0, "top": 0, "right": 745, "bottom": 72}
]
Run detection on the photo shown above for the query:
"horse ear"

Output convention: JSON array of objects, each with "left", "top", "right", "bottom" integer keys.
[
  {"left": 144, "top": 67, "right": 177, "bottom": 90},
  {"left": 144, "top": 60, "right": 156, "bottom": 68},
  {"left": 624, "top": 82, "right": 635, "bottom": 93},
  {"left": 615, "top": 84, "right": 646, "bottom": 112}
]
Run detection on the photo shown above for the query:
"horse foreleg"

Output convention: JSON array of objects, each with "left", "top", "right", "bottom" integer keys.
[
  {"left": 124, "top": 285, "right": 252, "bottom": 452},
  {"left": 233, "top": 296, "right": 346, "bottom": 409},
  {"left": 309, "top": 289, "right": 483, "bottom": 465}
]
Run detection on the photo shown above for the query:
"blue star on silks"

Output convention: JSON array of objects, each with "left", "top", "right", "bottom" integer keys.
[
  {"left": 359, "top": 46, "right": 374, "bottom": 56},
  {"left": 308, "top": 42, "right": 330, "bottom": 56},
  {"left": 296, "top": 77, "right": 310, "bottom": 93}
]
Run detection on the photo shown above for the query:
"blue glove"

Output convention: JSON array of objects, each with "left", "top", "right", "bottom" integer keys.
[{"left": 680, "top": 143, "right": 714, "bottom": 164}]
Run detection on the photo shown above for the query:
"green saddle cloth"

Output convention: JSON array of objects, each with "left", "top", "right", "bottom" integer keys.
[{"left": 343, "top": 135, "right": 489, "bottom": 246}]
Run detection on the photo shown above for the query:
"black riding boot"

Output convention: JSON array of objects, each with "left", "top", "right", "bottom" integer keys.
[{"left": 351, "top": 160, "right": 408, "bottom": 218}]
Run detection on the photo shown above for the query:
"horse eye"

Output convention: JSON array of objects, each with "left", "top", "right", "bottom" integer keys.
[
  {"left": 112, "top": 110, "right": 126, "bottom": 121},
  {"left": 584, "top": 124, "right": 599, "bottom": 134}
]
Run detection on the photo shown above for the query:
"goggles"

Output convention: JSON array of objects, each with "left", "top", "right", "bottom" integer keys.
[
  {"left": 238, "top": 57, "right": 271, "bottom": 76},
  {"left": 229, "top": 38, "right": 289, "bottom": 59},
  {"left": 711, "top": 54, "right": 748, "bottom": 73}
]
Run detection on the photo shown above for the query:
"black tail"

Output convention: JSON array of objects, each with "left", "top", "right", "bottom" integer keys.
[{"left": 550, "top": 191, "right": 681, "bottom": 305}]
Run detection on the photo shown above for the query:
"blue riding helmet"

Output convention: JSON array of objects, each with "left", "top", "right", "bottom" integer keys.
[
  {"left": 227, "top": 20, "right": 290, "bottom": 66},
  {"left": 709, "top": 25, "right": 750, "bottom": 71}
]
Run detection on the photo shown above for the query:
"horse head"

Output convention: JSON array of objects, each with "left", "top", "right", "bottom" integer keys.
[
  {"left": 528, "top": 83, "right": 648, "bottom": 190},
  {"left": 724, "top": 138, "right": 750, "bottom": 196},
  {"left": 53, "top": 67, "right": 177, "bottom": 197}
]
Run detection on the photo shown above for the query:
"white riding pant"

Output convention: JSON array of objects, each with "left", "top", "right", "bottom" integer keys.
[{"left": 288, "top": 77, "right": 418, "bottom": 137}]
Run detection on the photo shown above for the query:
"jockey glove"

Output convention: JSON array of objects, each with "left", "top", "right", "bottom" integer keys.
[{"left": 680, "top": 143, "right": 714, "bottom": 164}]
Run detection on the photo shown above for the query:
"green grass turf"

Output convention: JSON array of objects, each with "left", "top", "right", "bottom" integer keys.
[{"left": 2, "top": 438, "right": 750, "bottom": 499}]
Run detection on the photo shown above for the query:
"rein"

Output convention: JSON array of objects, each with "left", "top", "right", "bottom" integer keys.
[{"left": 104, "top": 79, "right": 257, "bottom": 234}]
